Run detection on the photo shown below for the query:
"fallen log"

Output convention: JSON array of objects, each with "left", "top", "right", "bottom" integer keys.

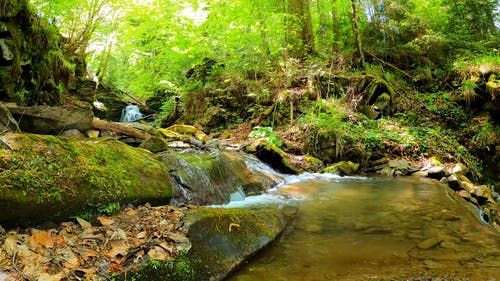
[{"left": 92, "top": 118, "right": 152, "bottom": 140}]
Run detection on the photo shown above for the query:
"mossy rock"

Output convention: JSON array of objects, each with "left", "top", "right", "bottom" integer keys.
[
  {"left": 116, "top": 207, "right": 290, "bottom": 281},
  {"left": 0, "top": 133, "right": 172, "bottom": 227},
  {"left": 321, "top": 161, "right": 359, "bottom": 176},
  {"left": 246, "top": 138, "right": 300, "bottom": 174},
  {"left": 139, "top": 136, "right": 169, "bottom": 153},
  {"left": 303, "top": 155, "right": 324, "bottom": 171},
  {"left": 167, "top": 124, "right": 198, "bottom": 135},
  {"left": 161, "top": 150, "right": 278, "bottom": 205}
]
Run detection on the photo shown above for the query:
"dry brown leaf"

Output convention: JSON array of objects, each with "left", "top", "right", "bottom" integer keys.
[
  {"left": 37, "top": 272, "right": 65, "bottom": 281},
  {"left": 107, "top": 240, "right": 129, "bottom": 258},
  {"left": 97, "top": 217, "right": 115, "bottom": 226},
  {"left": 56, "top": 247, "right": 79, "bottom": 269},
  {"left": 31, "top": 230, "right": 54, "bottom": 249},
  {"left": 136, "top": 231, "right": 147, "bottom": 239},
  {"left": 147, "top": 246, "right": 169, "bottom": 261},
  {"left": 76, "top": 218, "right": 92, "bottom": 230},
  {"left": 79, "top": 249, "right": 98, "bottom": 260},
  {"left": 123, "top": 209, "right": 137, "bottom": 216}
]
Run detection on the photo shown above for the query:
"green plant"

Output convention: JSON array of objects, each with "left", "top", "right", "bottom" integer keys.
[
  {"left": 249, "top": 126, "right": 282, "bottom": 147},
  {"left": 460, "top": 80, "right": 478, "bottom": 107}
]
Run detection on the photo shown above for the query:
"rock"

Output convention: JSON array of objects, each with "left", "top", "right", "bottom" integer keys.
[
  {"left": 60, "top": 129, "right": 84, "bottom": 138},
  {"left": 161, "top": 150, "right": 282, "bottom": 205},
  {"left": 470, "top": 185, "right": 494, "bottom": 205},
  {"left": 427, "top": 166, "right": 446, "bottom": 180},
  {"left": 389, "top": 159, "right": 409, "bottom": 175},
  {"left": 458, "top": 175, "right": 474, "bottom": 193},
  {"left": 447, "top": 174, "right": 461, "bottom": 190},
  {"left": 417, "top": 237, "right": 443, "bottom": 249},
  {"left": 303, "top": 155, "right": 324, "bottom": 172},
  {"left": 167, "top": 124, "right": 198, "bottom": 135},
  {"left": 0, "top": 133, "right": 172, "bottom": 227},
  {"left": 0, "top": 103, "right": 20, "bottom": 133},
  {"left": 117, "top": 207, "right": 291, "bottom": 281},
  {"left": 245, "top": 138, "right": 300, "bottom": 174},
  {"left": 411, "top": 170, "right": 428, "bottom": 178},
  {"left": 321, "top": 161, "right": 359, "bottom": 176},
  {"left": 450, "top": 163, "right": 468, "bottom": 175},
  {"left": 86, "top": 130, "right": 100, "bottom": 138},
  {"left": 5, "top": 105, "right": 94, "bottom": 135},
  {"left": 139, "top": 136, "right": 168, "bottom": 153},
  {"left": 378, "top": 165, "right": 394, "bottom": 177}
]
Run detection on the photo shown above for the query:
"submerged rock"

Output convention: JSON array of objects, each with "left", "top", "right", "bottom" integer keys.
[{"left": 0, "top": 133, "right": 172, "bottom": 227}]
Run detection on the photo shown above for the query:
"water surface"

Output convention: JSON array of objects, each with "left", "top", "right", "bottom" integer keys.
[{"left": 227, "top": 176, "right": 500, "bottom": 280}]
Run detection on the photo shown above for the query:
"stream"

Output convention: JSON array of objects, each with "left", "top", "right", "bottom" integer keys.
[{"left": 225, "top": 175, "right": 500, "bottom": 280}]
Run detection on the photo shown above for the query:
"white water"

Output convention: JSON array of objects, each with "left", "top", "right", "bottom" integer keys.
[
  {"left": 120, "top": 105, "right": 143, "bottom": 122},
  {"left": 212, "top": 172, "right": 368, "bottom": 208}
]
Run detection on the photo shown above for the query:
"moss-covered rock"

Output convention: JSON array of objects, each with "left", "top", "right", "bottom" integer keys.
[
  {"left": 161, "top": 150, "right": 280, "bottom": 205},
  {"left": 321, "top": 161, "right": 360, "bottom": 176},
  {"left": 117, "top": 206, "right": 290, "bottom": 281},
  {"left": 245, "top": 138, "right": 301, "bottom": 174},
  {"left": 0, "top": 133, "right": 172, "bottom": 227}
]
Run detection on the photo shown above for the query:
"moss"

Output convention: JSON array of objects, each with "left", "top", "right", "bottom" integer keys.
[
  {"left": 0, "top": 133, "right": 172, "bottom": 227},
  {"left": 116, "top": 207, "right": 287, "bottom": 281},
  {"left": 321, "top": 161, "right": 360, "bottom": 176}
]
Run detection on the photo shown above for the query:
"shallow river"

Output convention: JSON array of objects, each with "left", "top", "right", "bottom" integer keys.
[{"left": 226, "top": 176, "right": 500, "bottom": 281}]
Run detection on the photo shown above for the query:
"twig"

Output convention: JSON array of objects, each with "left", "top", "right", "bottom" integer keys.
[{"left": 1, "top": 138, "right": 13, "bottom": 151}]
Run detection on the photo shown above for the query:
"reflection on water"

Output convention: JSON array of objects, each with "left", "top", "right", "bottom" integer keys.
[{"left": 227, "top": 177, "right": 500, "bottom": 280}]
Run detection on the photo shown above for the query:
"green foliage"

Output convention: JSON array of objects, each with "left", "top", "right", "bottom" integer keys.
[{"left": 249, "top": 126, "right": 282, "bottom": 147}]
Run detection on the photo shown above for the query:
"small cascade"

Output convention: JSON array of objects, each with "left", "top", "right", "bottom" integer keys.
[
  {"left": 229, "top": 186, "right": 246, "bottom": 202},
  {"left": 120, "top": 105, "right": 143, "bottom": 122}
]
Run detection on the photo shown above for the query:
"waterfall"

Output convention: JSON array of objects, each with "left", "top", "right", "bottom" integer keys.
[{"left": 120, "top": 105, "right": 143, "bottom": 122}]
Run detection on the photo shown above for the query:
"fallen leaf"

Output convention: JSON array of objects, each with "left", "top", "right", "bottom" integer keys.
[
  {"left": 107, "top": 263, "right": 123, "bottom": 273},
  {"left": 31, "top": 230, "right": 54, "bottom": 248},
  {"left": 136, "top": 231, "right": 147, "bottom": 239},
  {"left": 147, "top": 246, "right": 169, "bottom": 261},
  {"left": 37, "top": 272, "right": 65, "bottom": 281},
  {"left": 167, "top": 232, "right": 188, "bottom": 243},
  {"left": 56, "top": 247, "right": 79, "bottom": 269},
  {"left": 107, "top": 240, "right": 129, "bottom": 258},
  {"left": 97, "top": 217, "right": 115, "bottom": 226},
  {"left": 76, "top": 217, "right": 92, "bottom": 230}
]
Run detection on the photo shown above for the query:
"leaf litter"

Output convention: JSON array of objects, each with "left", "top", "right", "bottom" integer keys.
[{"left": 0, "top": 204, "right": 193, "bottom": 281}]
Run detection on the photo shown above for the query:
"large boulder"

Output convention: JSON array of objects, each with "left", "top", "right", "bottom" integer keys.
[
  {"left": 5, "top": 104, "right": 93, "bottom": 134},
  {"left": 117, "top": 206, "right": 291, "bottom": 281},
  {"left": 161, "top": 150, "right": 282, "bottom": 205},
  {"left": 0, "top": 133, "right": 172, "bottom": 227}
]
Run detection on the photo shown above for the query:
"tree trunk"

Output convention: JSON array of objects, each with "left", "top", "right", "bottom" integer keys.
[
  {"left": 286, "top": 0, "right": 315, "bottom": 58},
  {"left": 331, "top": 0, "right": 341, "bottom": 51},
  {"left": 350, "top": 0, "right": 365, "bottom": 66},
  {"left": 92, "top": 118, "right": 152, "bottom": 140}
]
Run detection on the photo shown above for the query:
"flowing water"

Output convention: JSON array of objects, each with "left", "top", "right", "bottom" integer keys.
[
  {"left": 120, "top": 105, "right": 143, "bottom": 122},
  {"left": 226, "top": 176, "right": 500, "bottom": 280}
]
